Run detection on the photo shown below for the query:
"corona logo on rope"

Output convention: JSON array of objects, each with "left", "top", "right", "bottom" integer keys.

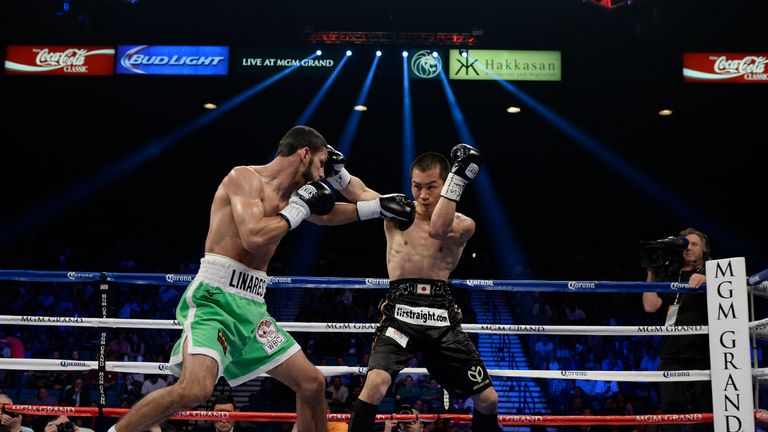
[
  {"left": 365, "top": 278, "right": 388, "bottom": 286},
  {"left": 269, "top": 276, "right": 292, "bottom": 283},
  {"left": 560, "top": 370, "right": 589, "bottom": 377},
  {"left": 60, "top": 360, "right": 88, "bottom": 368},
  {"left": 662, "top": 371, "right": 691, "bottom": 379},
  {"left": 465, "top": 279, "right": 493, "bottom": 287},
  {"left": 567, "top": 281, "right": 595, "bottom": 290},
  {"left": 166, "top": 274, "right": 193, "bottom": 283},
  {"left": 67, "top": 271, "right": 97, "bottom": 280}
]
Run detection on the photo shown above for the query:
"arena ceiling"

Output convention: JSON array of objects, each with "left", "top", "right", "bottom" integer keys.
[{"left": 1, "top": 0, "right": 766, "bottom": 279}]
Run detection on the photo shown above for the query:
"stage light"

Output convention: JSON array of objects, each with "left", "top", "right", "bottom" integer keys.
[
  {"left": 346, "top": 50, "right": 352, "bottom": 56},
  {"left": 402, "top": 51, "right": 408, "bottom": 57},
  {"left": 353, "top": 105, "right": 368, "bottom": 111},
  {"left": 203, "top": 103, "right": 217, "bottom": 110},
  {"left": 432, "top": 51, "right": 438, "bottom": 57},
  {"left": 376, "top": 50, "right": 382, "bottom": 57},
  {"left": 316, "top": 50, "right": 322, "bottom": 56},
  {"left": 506, "top": 106, "right": 521, "bottom": 113},
  {"left": 658, "top": 109, "right": 673, "bottom": 116}
]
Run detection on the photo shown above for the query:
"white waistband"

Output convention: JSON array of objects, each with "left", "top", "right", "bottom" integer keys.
[{"left": 197, "top": 254, "right": 268, "bottom": 302}]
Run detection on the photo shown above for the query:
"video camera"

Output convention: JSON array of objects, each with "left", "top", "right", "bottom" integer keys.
[{"left": 639, "top": 235, "right": 689, "bottom": 278}]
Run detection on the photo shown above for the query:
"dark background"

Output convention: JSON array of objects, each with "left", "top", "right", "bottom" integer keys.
[{"left": 1, "top": 0, "right": 766, "bottom": 280}]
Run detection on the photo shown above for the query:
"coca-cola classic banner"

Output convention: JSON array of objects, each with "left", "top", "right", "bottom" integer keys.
[
  {"left": 4, "top": 45, "right": 115, "bottom": 75},
  {"left": 683, "top": 53, "right": 768, "bottom": 83}
]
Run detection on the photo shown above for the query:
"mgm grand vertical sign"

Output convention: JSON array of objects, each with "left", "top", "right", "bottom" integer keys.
[{"left": 231, "top": 48, "right": 340, "bottom": 77}]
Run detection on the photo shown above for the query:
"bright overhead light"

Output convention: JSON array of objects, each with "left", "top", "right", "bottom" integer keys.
[
  {"left": 432, "top": 51, "right": 438, "bottom": 57},
  {"left": 658, "top": 109, "right": 673, "bottom": 116},
  {"left": 402, "top": 51, "right": 408, "bottom": 57},
  {"left": 354, "top": 105, "right": 368, "bottom": 111},
  {"left": 346, "top": 50, "right": 352, "bottom": 56},
  {"left": 506, "top": 106, "right": 521, "bottom": 113},
  {"left": 375, "top": 50, "right": 382, "bottom": 57},
  {"left": 316, "top": 50, "right": 322, "bottom": 56},
  {"left": 203, "top": 103, "right": 217, "bottom": 110}
]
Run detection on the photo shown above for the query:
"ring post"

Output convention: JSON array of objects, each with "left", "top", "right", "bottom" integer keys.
[{"left": 706, "top": 257, "right": 754, "bottom": 431}]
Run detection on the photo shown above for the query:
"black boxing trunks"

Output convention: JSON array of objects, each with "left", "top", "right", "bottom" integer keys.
[{"left": 366, "top": 278, "right": 493, "bottom": 398}]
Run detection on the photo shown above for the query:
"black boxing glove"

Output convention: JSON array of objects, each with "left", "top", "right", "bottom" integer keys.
[
  {"left": 441, "top": 143, "right": 482, "bottom": 202},
  {"left": 324, "top": 145, "right": 351, "bottom": 190},
  {"left": 279, "top": 181, "right": 335, "bottom": 230},
  {"left": 356, "top": 194, "right": 416, "bottom": 231}
]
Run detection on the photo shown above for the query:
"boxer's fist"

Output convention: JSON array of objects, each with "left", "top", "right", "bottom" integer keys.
[
  {"left": 324, "top": 145, "right": 351, "bottom": 190},
  {"left": 279, "top": 181, "right": 335, "bottom": 230},
  {"left": 356, "top": 194, "right": 416, "bottom": 231},
  {"left": 441, "top": 143, "right": 482, "bottom": 202}
]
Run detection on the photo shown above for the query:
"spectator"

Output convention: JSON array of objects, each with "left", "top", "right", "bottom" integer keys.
[
  {"left": 326, "top": 377, "right": 349, "bottom": 414},
  {"left": 60, "top": 376, "right": 90, "bottom": 407},
  {"left": 140, "top": 375, "right": 167, "bottom": 396},
  {"left": 25, "top": 387, "right": 58, "bottom": 406},
  {"left": 191, "top": 394, "right": 251, "bottom": 432},
  {"left": 0, "top": 393, "right": 34, "bottom": 432},
  {"left": 394, "top": 376, "right": 420, "bottom": 409}
]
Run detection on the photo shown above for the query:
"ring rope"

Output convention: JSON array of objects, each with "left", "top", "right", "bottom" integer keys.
[
  {"left": 0, "top": 404, "right": 718, "bottom": 426},
  {"left": 0, "top": 358, "right": 712, "bottom": 382},
  {"left": 7, "top": 269, "right": 767, "bottom": 293},
  {"left": 0, "top": 315, "right": 713, "bottom": 335}
]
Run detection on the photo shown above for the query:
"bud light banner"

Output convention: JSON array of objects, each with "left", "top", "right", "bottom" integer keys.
[
  {"left": 116, "top": 45, "right": 229, "bottom": 75},
  {"left": 683, "top": 53, "right": 768, "bottom": 83},
  {"left": 5, "top": 45, "right": 115, "bottom": 76}
]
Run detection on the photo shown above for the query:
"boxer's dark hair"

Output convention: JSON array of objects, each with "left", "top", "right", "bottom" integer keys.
[
  {"left": 410, "top": 152, "right": 449, "bottom": 181},
  {"left": 276, "top": 125, "right": 328, "bottom": 157}
]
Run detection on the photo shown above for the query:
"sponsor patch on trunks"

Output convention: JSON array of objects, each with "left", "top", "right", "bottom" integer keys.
[
  {"left": 394, "top": 304, "right": 450, "bottom": 327},
  {"left": 384, "top": 327, "right": 410, "bottom": 348}
]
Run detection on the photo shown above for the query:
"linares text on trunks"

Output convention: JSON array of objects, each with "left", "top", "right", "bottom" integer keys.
[{"left": 228, "top": 269, "right": 267, "bottom": 298}]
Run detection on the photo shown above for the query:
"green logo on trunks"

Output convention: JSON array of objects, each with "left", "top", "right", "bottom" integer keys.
[{"left": 256, "top": 319, "right": 286, "bottom": 355}]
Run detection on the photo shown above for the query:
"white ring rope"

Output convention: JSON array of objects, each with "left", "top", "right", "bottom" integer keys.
[
  {"left": 0, "top": 315, "right": 711, "bottom": 335},
  {"left": 0, "top": 358, "right": 711, "bottom": 382}
]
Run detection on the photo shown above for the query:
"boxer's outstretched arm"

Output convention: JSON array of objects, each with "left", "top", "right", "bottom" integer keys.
[{"left": 340, "top": 175, "right": 380, "bottom": 202}]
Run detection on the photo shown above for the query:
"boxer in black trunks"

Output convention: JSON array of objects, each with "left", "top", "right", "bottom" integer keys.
[{"left": 324, "top": 144, "right": 500, "bottom": 432}]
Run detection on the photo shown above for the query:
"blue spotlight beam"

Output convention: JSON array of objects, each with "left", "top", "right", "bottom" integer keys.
[
  {"left": 288, "top": 54, "right": 382, "bottom": 275},
  {"left": 296, "top": 54, "right": 350, "bottom": 125},
  {"left": 475, "top": 61, "right": 758, "bottom": 259},
  {"left": 438, "top": 69, "right": 528, "bottom": 278},
  {"left": 337, "top": 55, "right": 381, "bottom": 155},
  {"left": 0, "top": 54, "right": 315, "bottom": 248},
  {"left": 401, "top": 54, "right": 416, "bottom": 194}
]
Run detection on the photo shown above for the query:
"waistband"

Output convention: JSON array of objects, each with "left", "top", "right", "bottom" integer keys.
[
  {"left": 197, "top": 253, "right": 268, "bottom": 302},
  {"left": 389, "top": 279, "right": 451, "bottom": 297}
]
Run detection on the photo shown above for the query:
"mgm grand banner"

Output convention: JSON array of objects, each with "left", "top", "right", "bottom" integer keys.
[
  {"left": 232, "top": 48, "right": 341, "bottom": 77},
  {"left": 448, "top": 49, "right": 561, "bottom": 81}
]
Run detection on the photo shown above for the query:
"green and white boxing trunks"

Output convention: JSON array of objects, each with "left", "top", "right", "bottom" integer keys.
[{"left": 168, "top": 253, "right": 300, "bottom": 386}]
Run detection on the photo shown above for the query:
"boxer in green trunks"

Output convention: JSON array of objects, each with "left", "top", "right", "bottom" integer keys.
[{"left": 110, "top": 125, "right": 415, "bottom": 432}]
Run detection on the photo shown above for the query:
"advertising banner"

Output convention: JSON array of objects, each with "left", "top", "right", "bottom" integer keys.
[
  {"left": 406, "top": 49, "right": 447, "bottom": 79},
  {"left": 116, "top": 45, "right": 229, "bottom": 75},
  {"left": 5, "top": 45, "right": 115, "bottom": 76},
  {"left": 232, "top": 48, "right": 341, "bottom": 77},
  {"left": 448, "top": 49, "right": 561, "bottom": 81},
  {"left": 683, "top": 53, "right": 768, "bottom": 83}
]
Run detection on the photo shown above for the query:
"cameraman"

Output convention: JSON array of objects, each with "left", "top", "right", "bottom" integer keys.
[
  {"left": 40, "top": 416, "right": 95, "bottom": 432},
  {"left": 642, "top": 227, "right": 711, "bottom": 431}
]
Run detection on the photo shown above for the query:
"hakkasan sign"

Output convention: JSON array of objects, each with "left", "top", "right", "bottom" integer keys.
[{"left": 448, "top": 49, "right": 561, "bottom": 81}]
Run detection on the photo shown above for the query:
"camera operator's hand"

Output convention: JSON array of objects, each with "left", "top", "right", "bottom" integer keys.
[
  {"left": 689, "top": 273, "right": 706, "bottom": 289},
  {"left": 645, "top": 267, "right": 657, "bottom": 282}
]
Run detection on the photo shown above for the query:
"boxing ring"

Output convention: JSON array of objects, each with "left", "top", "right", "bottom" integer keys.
[{"left": 2, "top": 259, "right": 768, "bottom": 429}]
